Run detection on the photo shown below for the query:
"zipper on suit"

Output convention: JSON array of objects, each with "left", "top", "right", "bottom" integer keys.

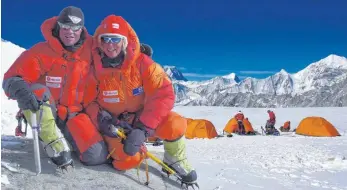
[
  {"left": 120, "top": 73, "right": 128, "bottom": 108},
  {"left": 59, "top": 64, "right": 68, "bottom": 102}
]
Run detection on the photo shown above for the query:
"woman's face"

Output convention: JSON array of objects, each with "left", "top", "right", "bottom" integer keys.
[{"left": 100, "top": 36, "right": 124, "bottom": 58}]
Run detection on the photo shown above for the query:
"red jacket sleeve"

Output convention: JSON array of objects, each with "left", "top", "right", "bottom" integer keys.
[
  {"left": 3, "top": 49, "right": 43, "bottom": 84},
  {"left": 3, "top": 48, "right": 43, "bottom": 97},
  {"left": 138, "top": 55, "right": 175, "bottom": 129}
]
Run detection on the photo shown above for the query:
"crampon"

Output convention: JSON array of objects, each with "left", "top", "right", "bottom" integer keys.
[
  {"left": 57, "top": 160, "right": 74, "bottom": 173},
  {"left": 162, "top": 168, "right": 200, "bottom": 190}
]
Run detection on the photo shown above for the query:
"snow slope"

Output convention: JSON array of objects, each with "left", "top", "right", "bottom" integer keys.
[
  {"left": 1, "top": 39, "right": 26, "bottom": 137},
  {"left": 2, "top": 106, "right": 347, "bottom": 189}
]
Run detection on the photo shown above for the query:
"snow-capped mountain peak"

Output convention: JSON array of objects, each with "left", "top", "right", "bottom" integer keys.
[
  {"left": 222, "top": 73, "right": 241, "bottom": 83},
  {"left": 319, "top": 54, "right": 347, "bottom": 68},
  {"left": 279, "top": 69, "right": 289, "bottom": 75},
  {"left": 173, "top": 54, "right": 347, "bottom": 107},
  {"left": 292, "top": 54, "right": 347, "bottom": 93},
  {"left": 163, "top": 66, "right": 188, "bottom": 81}
]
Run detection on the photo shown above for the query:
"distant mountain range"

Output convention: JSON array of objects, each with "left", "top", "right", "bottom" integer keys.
[
  {"left": 164, "top": 55, "right": 347, "bottom": 107},
  {"left": 2, "top": 39, "right": 346, "bottom": 108}
]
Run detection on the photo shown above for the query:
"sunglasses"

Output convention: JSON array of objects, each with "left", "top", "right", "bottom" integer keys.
[
  {"left": 58, "top": 22, "right": 82, "bottom": 32},
  {"left": 101, "top": 36, "right": 122, "bottom": 44}
]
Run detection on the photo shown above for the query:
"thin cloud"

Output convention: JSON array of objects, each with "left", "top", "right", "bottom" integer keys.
[
  {"left": 183, "top": 73, "right": 219, "bottom": 78},
  {"left": 162, "top": 65, "right": 187, "bottom": 71},
  {"left": 219, "top": 69, "right": 235, "bottom": 72},
  {"left": 239, "top": 70, "right": 277, "bottom": 74},
  {"left": 238, "top": 76, "right": 249, "bottom": 79}
]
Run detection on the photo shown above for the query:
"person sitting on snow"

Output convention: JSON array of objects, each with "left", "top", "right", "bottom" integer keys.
[
  {"left": 234, "top": 111, "right": 245, "bottom": 134},
  {"left": 2, "top": 6, "right": 110, "bottom": 170},
  {"left": 83, "top": 15, "right": 198, "bottom": 187},
  {"left": 280, "top": 121, "right": 291, "bottom": 132}
]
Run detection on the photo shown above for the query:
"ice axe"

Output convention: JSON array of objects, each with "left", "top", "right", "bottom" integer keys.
[
  {"left": 113, "top": 128, "right": 176, "bottom": 175},
  {"left": 112, "top": 128, "right": 200, "bottom": 189},
  {"left": 31, "top": 112, "right": 41, "bottom": 175}
]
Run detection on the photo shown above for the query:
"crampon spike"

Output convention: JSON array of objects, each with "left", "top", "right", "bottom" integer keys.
[
  {"left": 58, "top": 161, "right": 74, "bottom": 173},
  {"left": 175, "top": 176, "right": 199, "bottom": 190},
  {"left": 186, "top": 183, "right": 199, "bottom": 190}
]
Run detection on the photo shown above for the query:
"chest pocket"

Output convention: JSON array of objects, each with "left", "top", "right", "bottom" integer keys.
[
  {"left": 102, "top": 89, "right": 120, "bottom": 103},
  {"left": 44, "top": 62, "right": 67, "bottom": 101},
  {"left": 98, "top": 73, "right": 123, "bottom": 104}
]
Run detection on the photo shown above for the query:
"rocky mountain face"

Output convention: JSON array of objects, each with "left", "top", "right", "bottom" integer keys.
[{"left": 165, "top": 55, "right": 347, "bottom": 107}]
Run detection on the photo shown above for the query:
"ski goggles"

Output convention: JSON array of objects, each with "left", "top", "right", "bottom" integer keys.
[
  {"left": 101, "top": 36, "right": 123, "bottom": 44},
  {"left": 58, "top": 22, "right": 83, "bottom": 32}
]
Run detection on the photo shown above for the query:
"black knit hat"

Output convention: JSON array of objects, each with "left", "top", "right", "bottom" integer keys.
[{"left": 57, "top": 6, "right": 84, "bottom": 26}]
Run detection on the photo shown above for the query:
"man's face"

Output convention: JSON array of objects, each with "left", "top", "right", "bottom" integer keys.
[
  {"left": 100, "top": 36, "right": 124, "bottom": 58},
  {"left": 58, "top": 22, "right": 83, "bottom": 46}
]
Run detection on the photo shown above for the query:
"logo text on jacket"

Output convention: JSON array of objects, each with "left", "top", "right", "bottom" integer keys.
[
  {"left": 103, "top": 90, "right": 118, "bottom": 96},
  {"left": 46, "top": 76, "right": 62, "bottom": 88}
]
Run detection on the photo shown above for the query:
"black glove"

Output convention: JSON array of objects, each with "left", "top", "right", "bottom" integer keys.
[
  {"left": 97, "top": 110, "right": 133, "bottom": 137},
  {"left": 123, "top": 120, "right": 155, "bottom": 156},
  {"left": 5, "top": 77, "right": 39, "bottom": 112},
  {"left": 98, "top": 110, "right": 117, "bottom": 137},
  {"left": 140, "top": 43, "right": 153, "bottom": 57}
]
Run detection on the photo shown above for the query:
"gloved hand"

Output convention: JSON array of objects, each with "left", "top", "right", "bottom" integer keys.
[
  {"left": 123, "top": 120, "right": 155, "bottom": 156},
  {"left": 97, "top": 110, "right": 133, "bottom": 137},
  {"left": 6, "top": 77, "right": 39, "bottom": 112},
  {"left": 98, "top": 110, "right": 117, "bottom": 137}
]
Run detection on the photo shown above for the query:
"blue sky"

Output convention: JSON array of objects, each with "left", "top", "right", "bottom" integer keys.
[{"left": 2, "top": 0, "right": 347, "bottom": 81}]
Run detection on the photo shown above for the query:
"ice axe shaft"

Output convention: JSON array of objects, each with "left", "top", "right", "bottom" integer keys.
[
  {"left": 114, "top": 129, "right": 176, "bottom": 175},
  {"left": 31, "top": 112, "right": 41, "bottom": 175}
]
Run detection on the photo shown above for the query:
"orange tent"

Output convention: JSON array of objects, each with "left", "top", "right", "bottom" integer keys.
[
  {"left": 146, "top": 136, "right": 159, "bottom": 143},
  {"left": 223, "top": 118, "right": 238, "bottom": 134},
  {"left": 243, "top": 118, "right": 254, "bottom": 133},
  {"left": 295, "top": 117, "right": 340, "bottom": 137},
  {"left": 223, "top": 118, "right": 254, "bottom": 134},
  {"left": 185, "top": 119, "right": 218, "bottom": 139},
  {"left": 186, "top": 118, "right": 194, "bottom": 125}
]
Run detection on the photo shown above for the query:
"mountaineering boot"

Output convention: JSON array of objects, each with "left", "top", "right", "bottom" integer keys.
[
  {"left": 163, "top": 136, "right": 197, "bottom": 184},
  {"left": 23, "top": 101, "right": 73, "bottom": 169}
]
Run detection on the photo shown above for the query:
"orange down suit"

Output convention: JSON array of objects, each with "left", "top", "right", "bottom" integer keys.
[
  {"left": 3, "top": 17, "right": 107, "bottom": 165},
  {"left": 83, "top": 15, "right": 187, "bottom": 170}
]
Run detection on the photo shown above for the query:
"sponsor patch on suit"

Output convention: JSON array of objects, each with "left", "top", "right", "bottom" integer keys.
[
  {"left": 46, "top": 82, "right": 61, "bottom": 88},
  {"left": 132, "top": 86, "right": 144, "bottom": 96},
  {"left": 46, "top": 76, "right": 62, "bottom": 88},
  {"left": 103, "top": 90, "right": 118, "bottom": 96},
  {"left": 103, "top": 98, "right": 120, "bottom": 103}
]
